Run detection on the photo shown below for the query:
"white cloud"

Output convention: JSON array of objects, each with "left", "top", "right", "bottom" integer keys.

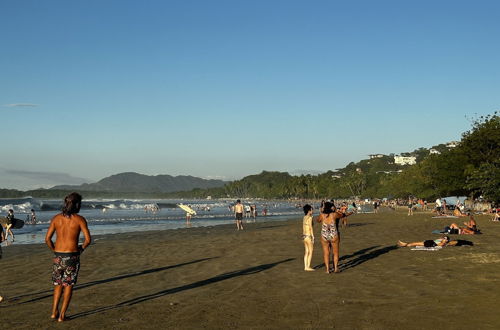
[{"left": 3, "top": 103, "right": 39, "bottom": 107}]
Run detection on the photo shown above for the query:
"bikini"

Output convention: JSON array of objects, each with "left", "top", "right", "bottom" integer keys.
[{"left": 302, "top": 215, "right": 314, "bottom": 243}]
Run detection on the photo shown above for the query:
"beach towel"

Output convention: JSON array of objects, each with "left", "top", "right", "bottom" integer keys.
[{"left": 411, "top": 246, "right": 442, "bottom": 251}]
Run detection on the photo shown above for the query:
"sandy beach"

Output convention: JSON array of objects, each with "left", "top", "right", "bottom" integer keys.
[{"left": 1, "top": 209, "right": 499, "bottom": 329}]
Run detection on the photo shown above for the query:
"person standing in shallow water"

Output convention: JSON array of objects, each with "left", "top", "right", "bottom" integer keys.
[
  {"left": 302, "top": 204, "right": 314, "bottom": 271},
  {"left": 45, "top": 192, "right": 91, "bottom": 322},
  {"left": 234, "top": 200, "right": 244, "bottom": 230},
  {"left": 5, "top": 209, "right": 15, "bottom": 241}
]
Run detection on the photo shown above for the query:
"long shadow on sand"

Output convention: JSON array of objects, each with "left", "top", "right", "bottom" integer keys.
[
  {"left": 255, "top": 224, "right": 288, "bottom": 230},
  {"left": 340, "top": 245, "right": 398, "bottom": 271},
  {"left": 314, "top": 246, "right": 397, "bottom": 271},
  {"left": 339, "top": 246, "right": 380, "bottom": 262},
  {"left": 6, "top": 257, "right": 217, "bottom": 306},
  {"left": 69, "top": 258, "right": 294, "bottom": 320},
  {"left": 346, "top": 222, "right": 374, "bottom": 228}
]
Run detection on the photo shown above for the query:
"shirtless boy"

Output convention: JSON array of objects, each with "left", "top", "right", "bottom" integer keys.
[
  {"left": 234, "top": 199, "right": 244, "bottom": 230},
  {"left": 45, "top": 192, "right": 91, "bottom": 322}
]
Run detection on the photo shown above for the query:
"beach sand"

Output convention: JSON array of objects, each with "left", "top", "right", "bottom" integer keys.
[{"left": 1, "top": 210, "right": 499, "bottom": 329}]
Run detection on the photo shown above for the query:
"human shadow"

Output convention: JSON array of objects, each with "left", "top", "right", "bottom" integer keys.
[
  {"left": 8, "top": 257, "right": 217, "bottom": 305},
  {"left": 346, "top": 222, "right": 374, "bottom": 228},
  {"left": 339, "top": 246, "right": 379, "bottom": 262},
  {"left": 314, "top": 246, "right": 379, "bottom": 270},
  {"left": 70, "top": 258, "right": 294, "bottom": 320},
  {"left": 255, "top": 224, "right": 287, "bottom": 230},
  {"left": 340, "top": 245, "right": 398, "bottom": 271}
]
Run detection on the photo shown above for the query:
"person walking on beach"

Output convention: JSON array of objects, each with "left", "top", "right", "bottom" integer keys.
[
  {"left": 408, "top": 198, "right": 414, "bottom": 216},
  {"left": 234, "top": 200, "right": 244, "bottom": 230},
  {"left": 5, "top": 209, "right": 15, "bottom": 241},
  {"left": 45, "top": 192, "right": 91, "bottom": 322},
  {"left": 250, "top": 204, "right": 257, "bottom": 221},
  {"left": 302, "top": 204, "right": 314, "bottom": 271}
]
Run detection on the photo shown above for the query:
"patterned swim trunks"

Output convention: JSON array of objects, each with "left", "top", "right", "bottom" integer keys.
[{"left": 52, "top": 252, "right": 80, "bottom": 286}]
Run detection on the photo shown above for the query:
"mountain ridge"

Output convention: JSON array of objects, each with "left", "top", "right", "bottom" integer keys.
[{"left": 51, "top": 172, "right": 227, "bottom": 193}]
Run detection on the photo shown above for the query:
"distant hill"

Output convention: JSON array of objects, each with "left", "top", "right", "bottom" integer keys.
[{"left": 51, "top": 172, "right": 227, "bottom": 193}]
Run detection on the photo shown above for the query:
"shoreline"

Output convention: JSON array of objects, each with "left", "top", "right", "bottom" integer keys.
[{"left": 1, "top": 212, "right": 303, "bottom": 246}]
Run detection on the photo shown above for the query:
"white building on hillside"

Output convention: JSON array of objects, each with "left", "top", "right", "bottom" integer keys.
[
  {"left": 447, "top": 141, "right": 460, "bottom": 148},
  {"left": 394, "top": 155, "right": 417, "bottom": 166},
  {"left": 429, "top": 148, "right": 441, "bottom": 155},
  {"left": 369, "top": 154, "right": 385, "bottom": 159}
]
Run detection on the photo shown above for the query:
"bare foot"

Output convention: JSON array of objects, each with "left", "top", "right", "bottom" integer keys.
[
  {"left": 51, "top": 312, "right": 59, "bottom": 320},
  {"left": 397, "top": 240, "right": 407, "bottom": 247},
  {"left": 325, "top": 269, "right": 330, "bottom": 274},
  {"left": 334, "top": 269, "right": 340, "bottom": 273},
  {"left": 58, "top": 316, "right": 68, "bottom": 322},
  {"left": 305, "top": 268, "right": 315, "bottom": 271},
  {"left": 0, "top": 296, "right": 3, "bottom": 303}
]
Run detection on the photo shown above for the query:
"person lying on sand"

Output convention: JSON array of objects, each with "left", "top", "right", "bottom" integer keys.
[
  {"left": 398, "top": 236, "right": 450, "bottom": 248},
  {"left": 448, "top": 223, "right": 479, "bottom": 235}
]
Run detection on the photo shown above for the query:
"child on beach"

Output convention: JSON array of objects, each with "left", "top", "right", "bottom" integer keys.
[{"left": 302, "top": 204, "right": 314, "bottom": 271}]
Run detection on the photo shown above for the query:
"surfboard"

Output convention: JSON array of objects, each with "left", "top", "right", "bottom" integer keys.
[
  {"left": 178, "top": 204, "right": 197, "bottom": 215},
  {"left": 0, "top": 217, "right": 25, "bottom": 229}
]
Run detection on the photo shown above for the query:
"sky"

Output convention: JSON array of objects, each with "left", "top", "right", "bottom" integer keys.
[{"left": 1, "top": 0, "right": 499, "bottom": 190}]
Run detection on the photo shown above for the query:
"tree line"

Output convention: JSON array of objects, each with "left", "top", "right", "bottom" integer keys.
[
  {"left": 1, "top": 113, "right": 498, "bottom": 202},
  {"left": 183, "top": 112, "right": 499, "bottom": 202}
]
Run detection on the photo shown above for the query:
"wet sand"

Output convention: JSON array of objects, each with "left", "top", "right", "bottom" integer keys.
[{"left": 1, "top": 210, "right": 499, "bottom": 329}]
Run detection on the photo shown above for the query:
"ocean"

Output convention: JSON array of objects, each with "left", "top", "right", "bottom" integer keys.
[{"left": 0, "top": 197, "right": 305, "bottom": 245}]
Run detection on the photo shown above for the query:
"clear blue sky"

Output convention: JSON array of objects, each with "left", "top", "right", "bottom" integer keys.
[{"left": 1, "top": 0, "right": 499, "bottom": 190}]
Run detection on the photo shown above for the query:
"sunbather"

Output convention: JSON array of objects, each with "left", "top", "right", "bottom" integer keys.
[
  {"left": 398, "top": 236, "right": 450, "bottom": 247},
  {"left": 398, "top": 236, "right": 473, "bottom": 247},
  {"left": 450, "top": 214, "right": 479, "bottom": 234}
]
